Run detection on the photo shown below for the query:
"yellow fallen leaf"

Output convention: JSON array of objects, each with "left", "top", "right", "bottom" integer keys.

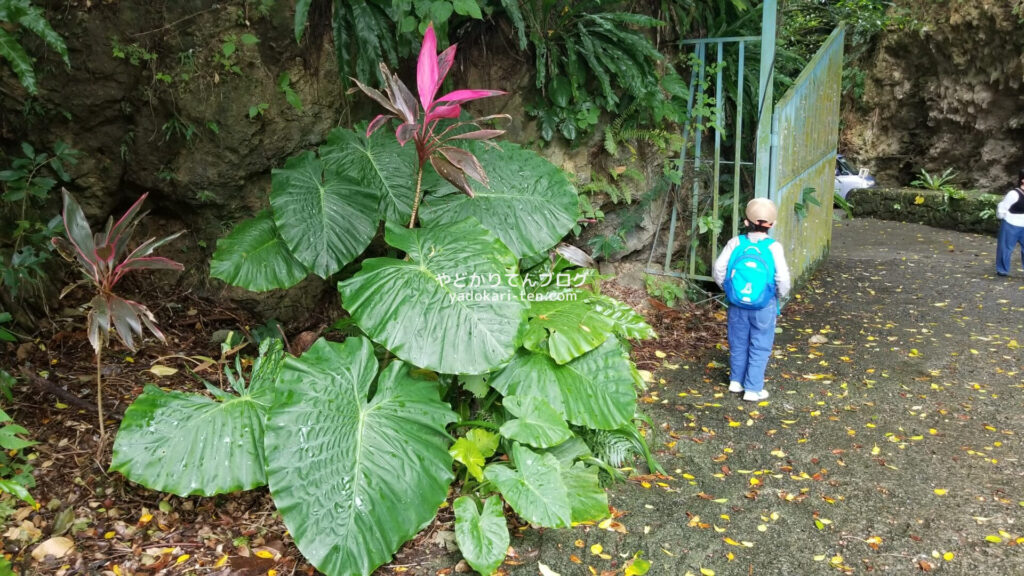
[
  {"left": 723, "top": 537, "right": 741, "bottom": 546},
  {"left": 914, "top": 195, "right": 925, "bottom": 204},
  {"left": 700, "top": 568, "right": 715, "bottom": 576},
  {"left": 933, "top": 489, "right": 947, "bottom": 496},
  {"left": 908, "top": 349, "right": 920, "bottom": 357},
  {"left": 148, "top": 364, "right": 178, "bottom": 377},
  {"left": 255, "top": 549, "right": 275, "bottom": 559},
  {"left": 215, "top": 555, "right": 229, "bottom": 567},
  {"left": 104, "top": 531, "right": 115, "bottom": 539},
  {"left": 655, "top": 350, "right": 667, "bottom": 359},
  {"left": 770, "top": 449, "right": 786, "bottom": 458},
  {"left": 268, "top": 571, "right": 278, "bottom": 576},
  {"left": 590, "top": 543, "right": 603, "bottom": 555},
  {"left": 943, "top": 552, "right": 954, "bottom": 561},
  {"left": 176, "top": 554, "right": 190, "bottom": 564},
  {"left": 1008, "top": 340, "right": 1019, "bottom": 349},
  {"left": 138, "top": 513, "right": 153, "bottom": 525},
  {"left": 985, "top": 535, "right": 1002, "bottom": 543}
]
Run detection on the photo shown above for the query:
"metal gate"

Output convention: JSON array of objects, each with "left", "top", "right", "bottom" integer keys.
[
  {"left": 766, "top": 25, "right": 845, "bottom": 285},
  {"left": 645, "top": 4, "right": 845, "bottom": 294}
]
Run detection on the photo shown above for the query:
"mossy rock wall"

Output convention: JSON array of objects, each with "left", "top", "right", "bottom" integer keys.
[
  {"left": 844, "top": 1, "right": 1024, "bottom": 191},
  {"left": 847, "top": 187, "right": 1001, "bottom": 235}
]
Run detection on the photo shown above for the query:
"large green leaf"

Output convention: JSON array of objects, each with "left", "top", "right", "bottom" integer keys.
[
  {"left": 454, "top": 497, "right": 509, "bottom": 576},
  {"left": 265, "top": 337, "right": 456, "bottom": 576},
  {"left": 338, "top": 219, "right": 526, "bottom": 375},
  {"left": 563, "top": 462, "right": 609, "bottom": 523},
  {"left": 319, "top": 127, "right": 417, "bottom": 223},
  {"left": 110, "top": 341, "right": 284, "bottom": 496},
  {"left": 419, "top": 143, "right": 579, "bottom": 258},
  {"left": 450, "top": 428, "right": 499, "bottom": 482},
  {"left": 485, "top": 443, "right": 570, "bottom": 528},
  {"left": 270, "top": 150, "right": 380, "bottom": 278},
  {"left": 522, "top": 294, "right": 617, "bottom": 364},
  {"left": 499, "top": 395, "right": 571, "bottom": 448},
  {"left": 589, "top": 292, "right": 657, "bottom": 340},
  {"left": 489, "top": 338, "right": 636, "bottom": 430},
  {"left": 210, "top": 211, "right": 309, "bottom": 291}
]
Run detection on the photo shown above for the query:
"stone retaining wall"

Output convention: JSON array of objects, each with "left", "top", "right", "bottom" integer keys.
[{"left": 846, "top": 187, "right": 1002, "bottom": 235}]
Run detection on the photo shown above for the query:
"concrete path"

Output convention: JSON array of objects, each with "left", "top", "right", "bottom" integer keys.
[{"left": 506, "top": 218, "right": 1023, "bottom": 576}]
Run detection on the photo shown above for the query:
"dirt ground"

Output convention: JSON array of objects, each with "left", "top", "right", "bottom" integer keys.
[{"left": 2, "top": 217, "right": 1022, "bottom": 575}]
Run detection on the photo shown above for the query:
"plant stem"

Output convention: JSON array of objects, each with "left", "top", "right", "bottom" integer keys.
[
  {"left": 451, "top": 420, "right": 500, "bottom": 431},
  {"left": 408, "top": 165, "right": 424, "bottom": 229},
  {"left": 96, "top": 341, "right": 104, "bottom": 438}
]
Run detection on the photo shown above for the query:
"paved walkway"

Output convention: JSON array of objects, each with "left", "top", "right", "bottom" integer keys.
[{"left": 508, "top": 218, "right": 1023, "bottom": 576}]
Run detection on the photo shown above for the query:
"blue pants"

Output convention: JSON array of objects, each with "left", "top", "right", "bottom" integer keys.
[
  {"left": 996, "top": 220, "right": 1024, "bottom": 276},
  {"left": 727, "top": 301, "right": 777, "bottom": 392}
]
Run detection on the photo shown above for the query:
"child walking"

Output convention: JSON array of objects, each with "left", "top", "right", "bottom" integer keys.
[{"left": 712, "top": 198, "right": 791, "bottom": 401}]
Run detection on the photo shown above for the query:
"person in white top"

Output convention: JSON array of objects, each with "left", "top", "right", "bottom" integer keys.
[
  {"left": 995, "top": 168, "right": 1024, "bottom": 277},
  {"left": 712, "top": 198, "right": 791, "bottom": 402}
]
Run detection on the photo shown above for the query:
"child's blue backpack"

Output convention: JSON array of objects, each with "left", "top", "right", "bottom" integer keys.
[{"left": 724, "top": 236, "right": 776, "bottom": 309}]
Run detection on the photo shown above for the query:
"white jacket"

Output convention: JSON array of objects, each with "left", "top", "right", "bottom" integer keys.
[
  {"left": 996, "top": 188, "right": 1024, "bottom": 227},
  {"left": 713, "top": 232, "right": 792, "bottom": 299}
]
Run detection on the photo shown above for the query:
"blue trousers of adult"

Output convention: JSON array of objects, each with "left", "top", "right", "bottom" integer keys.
[
  {"left": 996, "top": 220, "right": 1024, "bottom": 276},
  {"left": 727, "top": 300, "right": 777, "bottom": 393}
]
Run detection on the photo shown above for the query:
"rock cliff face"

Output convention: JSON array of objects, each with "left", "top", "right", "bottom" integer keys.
[{"left": 845, "top": 0, "right": 1024, "bottom": 192}]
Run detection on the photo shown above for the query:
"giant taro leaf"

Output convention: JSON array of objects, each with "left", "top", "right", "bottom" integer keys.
[
  {"left": 499, "top": 395, "right": 571, "bottom": 448},
  {"left": 319, "top": 127, "right": 417, "bottom": 223},
  {"left": 563, "top": 462, "right": 609, "bottom": 523},
  {"left": 418, "top": 142, "right": 579, "bottom": 258},
  {"left": 338, "top": 219, "right": 526, "bottom": 375},
  {"left": 588, "top": 292, "right": 656, "bottom": 341},
  {"left": 109, "top": 340, "right": 285, "bottom": 496},
  {"left": 210, "top": 211, "right": 309, "bottom": 291},
  {"left": 265, "top": 337, "right": 456, "bottom": 576},
  {"left": 484, "top": 443, "right": 571, "bottom": 528},
  {"left": 270, "top": 150, "right": 380, "bottom": 278},
  {"left": 522, "top": 293, "right": 617, "bottom": 364},
  {"left": 490, "top": 337, "right": 636, "bottom": 430},
  {"left": 453, "top": 496, "right": 509, "bottom": 576}
]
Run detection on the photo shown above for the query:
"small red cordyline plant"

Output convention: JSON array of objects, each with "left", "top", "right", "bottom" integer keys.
[
  {"left": 52, "top": 188, "right": 184, "bottom": 436},
  {"left": 352, "top": 23, "right": 508, "bottom": 227}
]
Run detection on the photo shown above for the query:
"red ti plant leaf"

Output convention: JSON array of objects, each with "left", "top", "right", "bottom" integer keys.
[
  {"left": 52, "top": 188, "right": 184, "bottom": 353},
  {"left": 429, "top": 154, "right": 475, "bottom": 198}
]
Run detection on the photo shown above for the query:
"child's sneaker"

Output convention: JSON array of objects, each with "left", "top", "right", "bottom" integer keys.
[
  {"left": 742, "top": 390, "right": 769, "bottom": 402},
  {"left": 728, "top": 381, "right": 743, "bottom": 393}
]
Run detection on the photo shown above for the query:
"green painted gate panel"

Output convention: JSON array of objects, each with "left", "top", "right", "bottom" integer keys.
[{"left": 768, "top": 25, "right": 845, "bottom": 287}]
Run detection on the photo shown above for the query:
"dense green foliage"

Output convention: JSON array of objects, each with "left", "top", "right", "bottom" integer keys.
[
  {"left": 0, "top": 142, "right": 77, "bottom": 307},
  {"left": 0, "top": 0, "right": 68, "bottom": 94},
  {"left": 115, "top": 21, "right": 660, "bottom": 576}
]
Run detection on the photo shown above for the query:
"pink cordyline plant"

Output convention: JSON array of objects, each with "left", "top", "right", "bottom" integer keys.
[
  {"left": 52, "top": 189, "right": 183, "bottom": 437},
  {"left": 353, "top": 23, "right": 509, "bottom": 227}
]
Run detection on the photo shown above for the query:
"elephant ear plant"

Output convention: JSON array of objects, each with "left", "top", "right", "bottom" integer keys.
[
  {"left": 118, "top": 23, "right": 657, "bottom": 576},
  {"left": 52, "top": 189, "right": 183, "bottom": 437}
]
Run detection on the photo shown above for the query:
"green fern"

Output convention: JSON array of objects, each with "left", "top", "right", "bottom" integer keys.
[
  {"left": 522, "top": 3, "right": 667, "bottom": 133},
  {"left": 586, "top": 429, "right": 635, "bottom": 468},
  {"left": 579, "top": 420, "right": 663, "bottom": 475},
  {"left": 0, "top": 0, "right": 69, "bottom": 95}
]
